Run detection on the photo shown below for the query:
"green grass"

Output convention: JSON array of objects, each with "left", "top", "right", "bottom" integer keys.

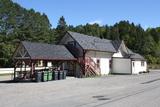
[
  {"left": 0, "top": 73, "right": 13, "bottom": 76},
  {"left": 148, "top": 64, "right": 160, "bottom": 69}
]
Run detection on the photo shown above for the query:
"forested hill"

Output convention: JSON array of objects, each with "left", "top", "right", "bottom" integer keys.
[
  {"left": 0, "top": 0, "right": 160, "bottom": 67},
  {"left": 0, "top": 0, "right": 55, "bottom": 67}
]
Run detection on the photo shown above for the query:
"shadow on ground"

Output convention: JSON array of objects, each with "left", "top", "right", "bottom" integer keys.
[{"left": 0, "top": 80, "right": 35, "bottom": 84}]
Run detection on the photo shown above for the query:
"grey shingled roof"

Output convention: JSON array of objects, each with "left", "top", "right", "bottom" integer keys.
[
  {"left": 127, "top": 49, "right": 145, "bottom": 60},
  {"left": 125, "top": 48, "right": 145, "bottom": 60},
  {"left": 129, "top": 53, "right": 145, "bottom": 60},
  {"left": 112, "top": 40, "right": 122, "bottom": 51},
  {"left": 22, "top": 41, "right": 75, "bottom": 60},
  {"left": 68, "top": 31, "right": 116, "bottom": 53},
  {"left": 112, "top": 40, "right": 145, "bottom": 60}
]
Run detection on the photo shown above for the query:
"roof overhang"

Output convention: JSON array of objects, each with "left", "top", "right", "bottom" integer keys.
[
  {"left": 131, "top": 58, "right": 147, "bottom": 61},
  {"left": 31, "top": 58, "right": 77, "bottom": 61},
  {"left": 85, "top": 49, "right": 116, "bottom": 53}
]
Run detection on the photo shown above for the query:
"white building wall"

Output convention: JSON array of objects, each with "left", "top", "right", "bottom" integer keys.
[
  {"left": 86, "top": 51, "right": 113, "bottom": 58},
  {"left": 132, "top": 61, "right": 147, "bottom": 74},
  {"left": 112, "top": 51, "right": 123, "bottom": 57},
  {"left": 101, "top": 58, "right": 110, "bottom": 75},
  {"left": 112, "top": 58, "right": 131, "bottom": 74},
  {"left": 85, "top": 51, "right": 112, "bottom": 75}
]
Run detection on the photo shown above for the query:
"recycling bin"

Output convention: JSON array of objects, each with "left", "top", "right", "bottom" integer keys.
[
  {"left": 35, "top": 71, "right": 42, "bottom": 82},
  {"left": 58, "top": 71, "right": 63, "bottom": 80},
  {"left": 48, "top": 71, "right": 53, "bottom": 81},
  {"left": 52, "top": 70, "right": 58, "bottom": 80},
  {"left": 42, "top": 71, "right": 48, "bottom": 82}
]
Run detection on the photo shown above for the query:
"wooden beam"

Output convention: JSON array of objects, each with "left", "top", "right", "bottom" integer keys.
[
  {"left": 14, "top": 65, "right": 16, "bottom": 81},
  {"left": 14, "top": 57, "right": 30, "bottom": 59},
  {"left": 13, "top": 60, "right": 19, "bottom": 81},
  {"left": 31, "top": 61, "right": 34, "bottom": 78}
]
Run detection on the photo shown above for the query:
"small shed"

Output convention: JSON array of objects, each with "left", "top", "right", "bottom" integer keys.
[
  {"left": 12, "top": 41, "right": 76, "bottom": 81},
  {"left": 111, "top": 40, "right": 147, "bottom": 74},
  {"left": 112, "top": 52, "right": 147, "bottom": 74},
  {"left": 112, "top": 56, "right": 147, "bottom": 74}
]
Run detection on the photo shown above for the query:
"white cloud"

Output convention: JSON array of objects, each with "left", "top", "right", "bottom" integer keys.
[{"left": 89, "top": 20, "right": 103, "bottom": 25}]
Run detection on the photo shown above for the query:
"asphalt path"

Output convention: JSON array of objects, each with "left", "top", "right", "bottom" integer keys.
[{"left": 0, "top": 70, "right": 160, "bottom": 107}]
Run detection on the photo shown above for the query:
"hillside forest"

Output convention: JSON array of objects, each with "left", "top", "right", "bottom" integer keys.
[{"left": 0, "top": 0, "right": 160, "bottom": 68}]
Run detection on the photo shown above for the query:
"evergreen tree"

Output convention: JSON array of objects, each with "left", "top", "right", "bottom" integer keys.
[
  {"left": 0, "top": 0, "right": 54, "bottom": 67},
  {"left": 55, "top": 16, "right": 67, "bottom": 43}
]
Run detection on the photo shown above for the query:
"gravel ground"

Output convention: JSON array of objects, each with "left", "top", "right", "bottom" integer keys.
[{"left": 0, "top": 70, "right": 160, "bottom": 107}]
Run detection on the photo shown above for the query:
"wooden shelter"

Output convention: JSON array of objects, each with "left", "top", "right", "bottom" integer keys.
[{"left": 12, "top": 41, "right": 76, "bottom": 81}]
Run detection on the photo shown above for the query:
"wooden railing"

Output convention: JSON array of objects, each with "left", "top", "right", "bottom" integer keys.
[
  {"left": 85, "top": 57, "right": 101, "bottom": 77},
  {"left": 76, "top": 56, "right": 101, "bottom": 77}
]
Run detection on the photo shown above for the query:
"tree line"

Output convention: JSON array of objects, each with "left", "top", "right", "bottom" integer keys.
[{"left": 0, "top": 0, "right": 160, "bottom": 67}]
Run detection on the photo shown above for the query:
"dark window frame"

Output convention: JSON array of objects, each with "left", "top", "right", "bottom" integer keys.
[
  {"left": 141, "top": 61, "right": 145, "bottom": 66},
  {"left": 96, "top": 59, "right": 100, "bottom": 68},
  {"left": 132, "top": 62, "right": 135, "bottom": 67}
]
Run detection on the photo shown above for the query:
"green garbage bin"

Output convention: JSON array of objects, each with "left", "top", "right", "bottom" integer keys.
[
  {"left": 58, "top": 71, "right": 63, "bottom": 80},
  {"left": 35, "top": 71, "right": 42, "bottom": 82},
  {"left": 48, "top": 71, "right": 52, "bottom": 81},
  {"left": 52, "top": 71, "right": 58, "bottom": 80},
  {"left": 42, "top": 71, "right": 48, "bottom": 82}
]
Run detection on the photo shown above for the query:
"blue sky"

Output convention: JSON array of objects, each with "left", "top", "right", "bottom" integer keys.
[{"left": 12, "top": 0, "right": 160, "bottom": 29}]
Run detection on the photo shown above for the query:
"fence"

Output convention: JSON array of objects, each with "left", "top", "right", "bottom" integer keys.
[
  {"left": 0, "top": 67, "right": 50, "bottom": 74},
  {"left": 0, "top": 68, "right": 14, "bottom": 74}
]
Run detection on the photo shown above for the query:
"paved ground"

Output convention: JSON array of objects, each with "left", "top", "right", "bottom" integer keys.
[{"left": 0, "top": 70, "right": 160, "bottom": 107}]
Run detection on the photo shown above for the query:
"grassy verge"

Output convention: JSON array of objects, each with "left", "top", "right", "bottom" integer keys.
[
  {"left": 0, "top": 73, "right": 13, "bottom": 76},
  {"left": 148, "top": 64, "right": 160, "bottom": 69}
]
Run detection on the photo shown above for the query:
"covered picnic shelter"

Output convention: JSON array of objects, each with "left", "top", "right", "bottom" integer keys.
[{"left": 12, "top": 41, "right": 76, "bottom": 81}]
